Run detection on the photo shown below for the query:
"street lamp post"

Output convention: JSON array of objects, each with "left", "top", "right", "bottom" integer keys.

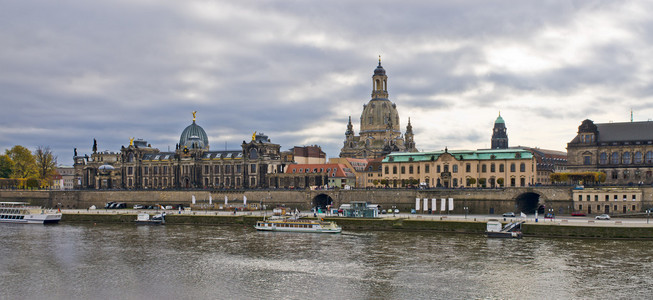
[
  {"left": 392, "top": 205, "right": 396, "bottom": 217},
  {"left": 464, "top": 206, "right": 468, "bottom": 219}
]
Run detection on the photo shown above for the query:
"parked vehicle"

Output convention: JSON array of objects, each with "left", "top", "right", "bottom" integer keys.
[
  {"left": 133, "top": 205, "right": 144, "bottom": 209},
  {"left": 104, "top": 202, "right": 114, "bottom": 209},
  {"left": 595, "top": 214, "right": 610, "bottom": 220},
  {"left": 502, "top": 212, "right": 515, "bottom": 217}
]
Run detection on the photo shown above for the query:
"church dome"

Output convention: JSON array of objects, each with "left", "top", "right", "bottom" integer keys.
[
  {"left": 374, "top": 63, "right": 386, "bottom": 76},
  {"left": 179, "top": 121, "right": 209, "bottom": 150},
  {"left": 360, "top": 99, "right": 401, "bottom": 133}
]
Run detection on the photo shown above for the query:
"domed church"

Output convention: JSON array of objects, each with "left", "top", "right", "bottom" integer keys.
[{"left": 339, "top": 59, "right": 417, "bottom": 159}]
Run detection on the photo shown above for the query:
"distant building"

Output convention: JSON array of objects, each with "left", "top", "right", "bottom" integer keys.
[
  {"left": 328, "top": 157, "right": 370, "bottom": 188},
  {"left": 74, "top": 113, "right": 285, "bottom": 189},
  {"left": 567, "top": 119, "right": 653, "bottom": 185},
  {"left": 340, "top": 59, "right": 417, "bottom": 159},
  {"left": 54, "top": 166, "right": 75, "bottom": 190},
  {"left": 267, "top": 163, "right": 355, "bottom": 189},
  {"left": 292, "top": 146, "right": 326, "bottom": 164},
  {"left": 517, "top": 147, "right": 567, "bottom": 185},
  {"left": 361, "top": 157, "right": 384, "bottom": 188}
]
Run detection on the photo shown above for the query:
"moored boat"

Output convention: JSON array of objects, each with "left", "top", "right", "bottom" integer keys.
[
  {"left": 135, "top": 212, "right": 165, "bottom": 225},
  {"left": 485, "top": 220, "right": 523, "bottom": 239},
  {"left": 0, "top": 202, "right": 62, "bottom": 224},
  {"left": 255, "top": 217, "right": 341, "bottom": 233}
]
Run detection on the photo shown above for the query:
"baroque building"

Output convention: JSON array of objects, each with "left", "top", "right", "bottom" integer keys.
[
  {"left": 381, "top": 148, "right": 537, "bottom": 188},
  {"left": 567, "top": 119, "right": 653, "bottom": 185},
  {"left": 73, "top": 113, "right": 287, "bottom": 190},
  {"left": 339, "top": 59, "right": 418, "bottom": 159}
]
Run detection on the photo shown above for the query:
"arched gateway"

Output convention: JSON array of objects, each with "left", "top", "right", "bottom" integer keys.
[
  {"left": 514, "top": 192, "right": 544, "bottom": 214},
  {"left": 312, "top": 194, "right": 334, "bottom": 211}
]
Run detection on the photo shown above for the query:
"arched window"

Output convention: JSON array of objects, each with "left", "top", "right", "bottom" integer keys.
[
  {"left": 392, "top": 166, "right": 397, "bottom": 174},
  {"left": 452, "top": 165, "right": 458, "bottom": 173},
  {"left": 599, "top": 152, "right": 607, "bottom": 165},
  {"left": 611, "top": 152, "right": 620, "bottom": 164},
  {"left": 499, "top": 164, "right": 504, "bottom": 172},
  {"left": 622, "top": 152, "right": 631, "bottom": 164},
  {"left": 646, "top": 151, "right": 653, "bottom": 164},
  {"left": 490, "top": 163, "right": 496, "bottom": 172},
  {"left": 634, "top": 152, "right": 643, "bottom": 164},
  {"left": 510, "top": 163, "right": 516, "bottom": 172},
  {"left": 520, "top": 163, "right": 526, "bottom": 172},
  {"left": 249, "top": 148, "right": 258, "bottom": 159}
]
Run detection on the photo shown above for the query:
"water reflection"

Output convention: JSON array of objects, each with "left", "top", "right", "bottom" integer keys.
[{"left": 0, "top": 224, "right": 652, "bottom": 299}]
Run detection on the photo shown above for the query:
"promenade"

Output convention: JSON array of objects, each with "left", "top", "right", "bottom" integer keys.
[{"left": 61, "top": 208, "right": 653, "bottom": 228}]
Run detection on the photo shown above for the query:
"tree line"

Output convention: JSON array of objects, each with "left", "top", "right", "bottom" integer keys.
[{"left": 0, "top": 145, "right": 58, "bottom": 189}]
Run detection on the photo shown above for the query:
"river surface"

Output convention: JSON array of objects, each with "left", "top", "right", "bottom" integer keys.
[{"left": 1, "top": 223, "right": 652, "bottom": 300}]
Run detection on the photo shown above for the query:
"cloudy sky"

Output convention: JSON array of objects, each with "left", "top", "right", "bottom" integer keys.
[{"left": 2, "top": 0, "right": 652, "bottom": 165}]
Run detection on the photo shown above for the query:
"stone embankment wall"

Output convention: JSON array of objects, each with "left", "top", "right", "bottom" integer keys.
[{"left": 2, "top": 186, "right": 652, "bottom": 215}]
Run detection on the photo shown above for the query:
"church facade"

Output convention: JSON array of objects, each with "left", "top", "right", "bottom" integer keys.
[
  {"left": 339, "top": 60, "right": 417, "bottom": 159},
  {"left": 73, "top": 114, "right": 287, "bottom": 190}
]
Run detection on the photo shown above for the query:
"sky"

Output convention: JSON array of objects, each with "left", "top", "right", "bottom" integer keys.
[{"left": 2, "top": 0, "right": 653, "bottom": 166}]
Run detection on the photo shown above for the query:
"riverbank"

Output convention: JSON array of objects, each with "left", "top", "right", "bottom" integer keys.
[{"left": 59, "top": 211, "right": 653, "bottom": 239}]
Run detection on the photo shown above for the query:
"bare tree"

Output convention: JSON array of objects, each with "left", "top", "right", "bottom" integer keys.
[{"left": 34, "top": 146, "right": 57, "bottom": 185}]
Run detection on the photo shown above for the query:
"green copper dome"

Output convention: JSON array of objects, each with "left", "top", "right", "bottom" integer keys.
[
  {"left": 179, "top": 121, "right": 209, "bottom": 150},
  {"left": 495, "top": 113, "right": 505, "bottom": 124}
]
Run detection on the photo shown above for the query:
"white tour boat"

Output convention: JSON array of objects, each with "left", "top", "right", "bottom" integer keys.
[
  {"left": 0, "top": 202, "right": 62, "bottom": 224},
  {"left": 255, "top": 217, "right": 342, "bottom": 233}
]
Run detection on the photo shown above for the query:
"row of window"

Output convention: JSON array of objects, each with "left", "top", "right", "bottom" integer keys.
[
  {"left": 594, "top": 151, "right": 653, "bottom": 165},
  {"left": 384, "top": 162, "right": 528, "bottom": 175},
  {"left": 292, "top": 167, "right": 338, "bottom": 174},
  {"left": 141, "top": 176, "right": 249, "bottom": 188},
  {"left": 577, "top": 204, "right": 637, "bottom": 213},
  {"left": 577, "top": 194, "right": 638, "bottom": 202}
]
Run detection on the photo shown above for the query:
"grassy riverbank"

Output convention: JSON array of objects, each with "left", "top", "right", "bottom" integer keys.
[{"left": 60, "top": 212, "right": 653, "bottom": 239}]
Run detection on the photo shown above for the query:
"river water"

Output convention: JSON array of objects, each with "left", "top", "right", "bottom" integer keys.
[{"left": 1, "top": 223, "right": 652, "bottom": 300}]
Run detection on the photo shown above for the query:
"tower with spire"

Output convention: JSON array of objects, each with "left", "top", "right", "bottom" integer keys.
[
  {"left": 339, "top": 58, "right": 418, "bottom": 158},
  {"left": 491, "top": 112, "right": 508, "bottom": 149}
]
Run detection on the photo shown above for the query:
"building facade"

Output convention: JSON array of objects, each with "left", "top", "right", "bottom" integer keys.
[
  {"left": 267, "top": 163, "right": 356, "bottom": 189},
  {"left": 572, "top": 187, "right": 642, "bottom": 215},
  {"left": 340, "top": 59, "right": 418, "bottom": 159},
  {"left": 381, "top": 148, "right": 537, "bottom": 188},
  {"left": 567, "top": 119, "right": 653, "bottom": 185},
  {"left": 74, "top": 115, "right": 286, "bottom": 190},
  {"left": 292, "top": 146, "right": 326, "bottom": 164}
]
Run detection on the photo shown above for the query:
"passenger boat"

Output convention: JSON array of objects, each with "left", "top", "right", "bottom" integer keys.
[
  {"left": 135, "top": 212, "right": 165, "bottom": 225},
  {"left": 485, "top": 220, "right": 523, "bottom": 239},
  {"left": 255, "top": 217, "right": 342, "bottom": 233},
  {"left": 0, "top": 202, "right": 62, "bottom": 224}
]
